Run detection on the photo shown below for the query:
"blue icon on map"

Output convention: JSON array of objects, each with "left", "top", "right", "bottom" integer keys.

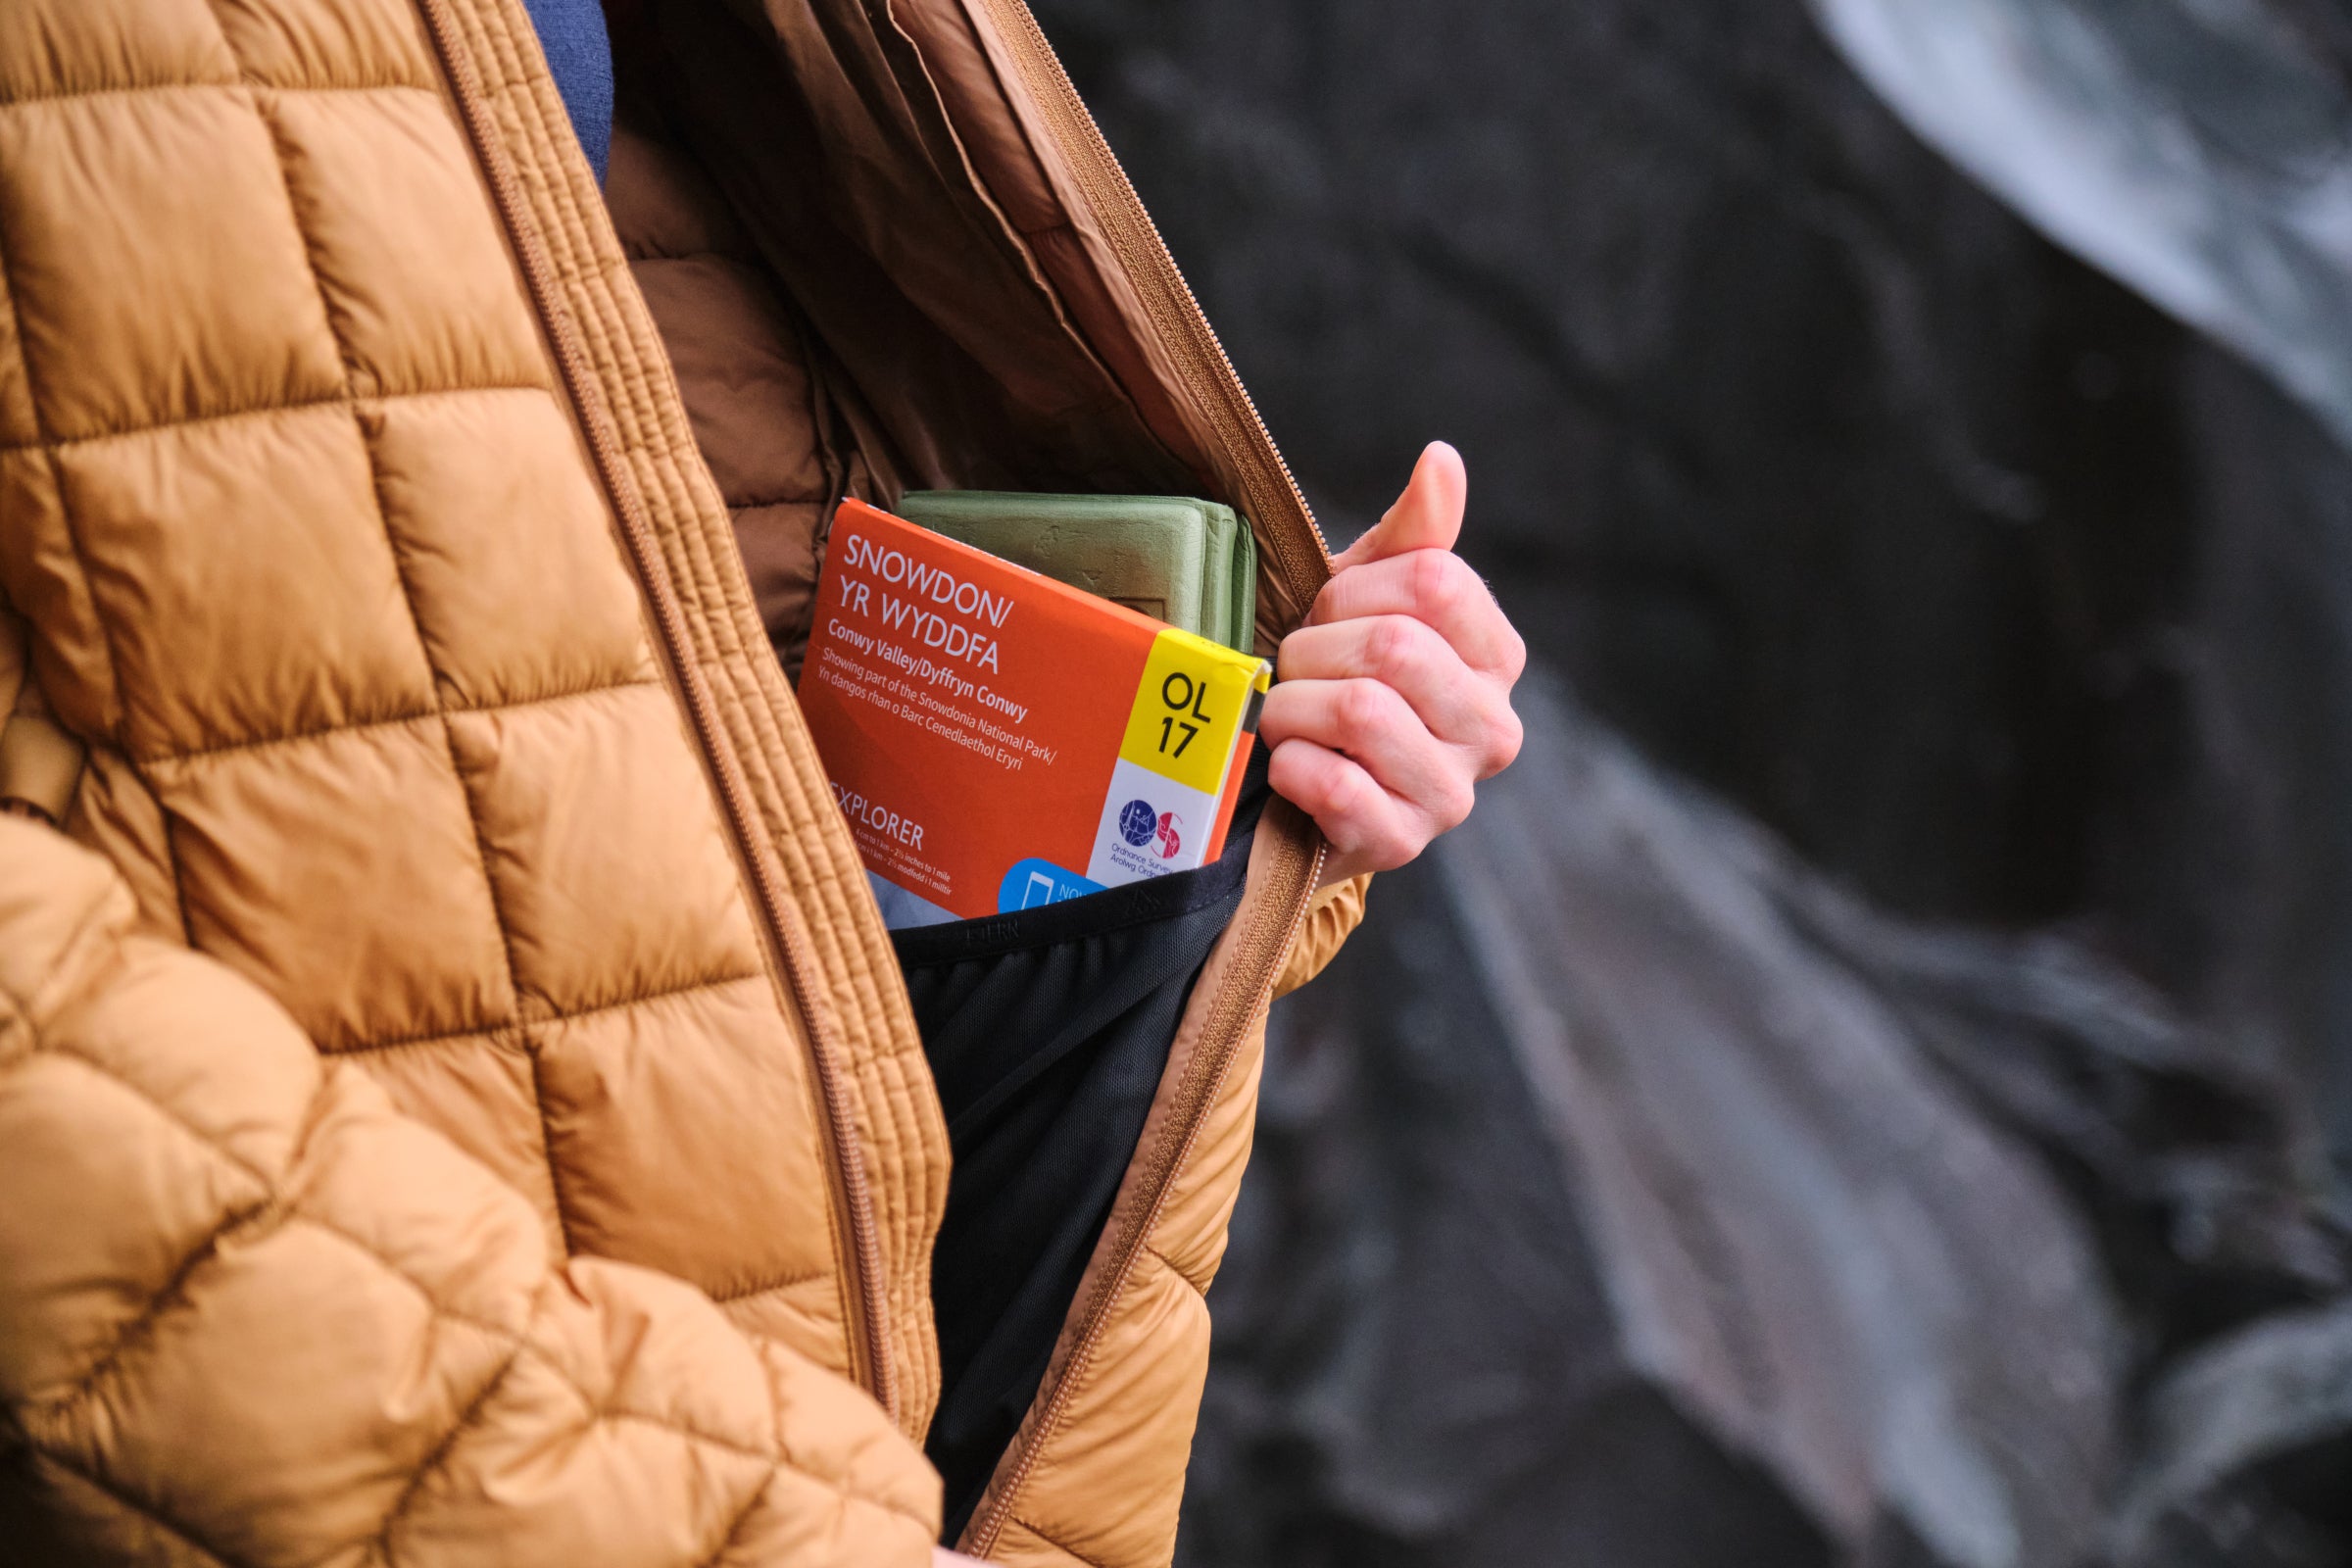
[
  {"left": 999, "top": 858, "right": 1104, "bottom": 911},
  {"left": 1118, "top": 798, "right": 1158, "bottom": 847}
]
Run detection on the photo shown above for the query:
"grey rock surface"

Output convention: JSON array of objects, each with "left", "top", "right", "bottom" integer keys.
[
  {"left": 1190, "top": 683, "right": 2121, "bottom": 1568},
  {"left": 1809, "top": 0, "right": 2352, "bottom": 451},
  {"left": 1191, "top": 685, "right": 2345, "bottom": 1567},
  {"left": 2112, "top": 1301, "right": 2352, "bottom": 1568}
]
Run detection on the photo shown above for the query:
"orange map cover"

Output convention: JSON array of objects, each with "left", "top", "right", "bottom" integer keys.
[{"left": 797, "top": 499, "right": 1272, "bottom": 928}]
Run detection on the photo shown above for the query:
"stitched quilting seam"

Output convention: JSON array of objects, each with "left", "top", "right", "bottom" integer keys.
[
  {"left": 0, "top": 169, "right": 202, "bottom": 941},
  {"left": 13, "top": 1011, "right": 926, "bottom": 1530},
  {"left": 24, "top": 1200, "right": 264, "bottom": 1420},
  {"left": 459, "top": 18, "right": 869, "bottom": 1298},
  {"left": 197, "top": 4, "right": 567, "bottom": 1250},
  {"left": 0, "top": 17, "right": 920, "bottom": 1559},
  {"left": 630, "top": 177, "right": 947, "bottom": 1353},
  {"left": 1007, "top": 1513, "right": 1113, "bottom": 1568},
  {"left": 482, "top": 54, "right": 853, "bottom": 983},
  {"left": 306, "top": 1208, "right": 895, "bottom": 1509},
  {"left": 0, "top": 79, "right": 436, "bottom": 114},
  {"left": 449, "top": 37, "right": 781, "bottom": 1268},
  {"left": 439, "top": 703, "right": 567, "bottom": 1239},
  {"left": 325, "top": 965, "right": 766, "bottom": 1056},
  {"left": 466, "top": 2, "right": 962, "bottom": 1427},
  {"left": 39, "top": 1046, "right": 275, "bottom": 1191},
  {"left": 136, "top": 677, "right": 661, "bottom": 770},
  {"left": 369, "top": 1316, "right": 529, "bottom": 1557},
  {"left": 723, "top": 494, "right": 829, "bottom": 512},
  {"left": 710, "top": 1263, "right": 832, "bottom": 1304},
  {"left": 154, "top": 807, "right": 205, "bottom": 954},
  {"left": 0, "top": 380, "right": 553, "bottom": 458},
  {"left": 307, "top": 1212, "right": 914, "bottom": 1517},
  {"left": 1140, "top": 1241, "right": 1210, "bottom": 1297},
  {"left": 535, "top": 21, "right": 935, "bottom": 1303},
  {"left": 692, "top": 1482, "right": 773, "bottom": 1568},
  {"left": 0, "top": 200, "right": 128, "bottom": 744},
  {"left": 450, "top": 0, "right": 905, "bottom": 1404},
  {"left": 7, "top": 1057, "right": 333, "bottom": 1428}
]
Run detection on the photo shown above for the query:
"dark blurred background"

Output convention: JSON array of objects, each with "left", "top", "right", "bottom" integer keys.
[{"left": 1025, "top": 1, "right": 2352, "bottom": 1564}]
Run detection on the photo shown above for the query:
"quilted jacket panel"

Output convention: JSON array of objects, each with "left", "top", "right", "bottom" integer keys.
[
  {"left": 441, "top": 0, "right": 956, "bottom": 1427},
  {"left": 0, "top": 822, "right": 939, "bottom": 1568},
  {"left": 0, "top": 0, "right": 941, "bottom": 1560}
]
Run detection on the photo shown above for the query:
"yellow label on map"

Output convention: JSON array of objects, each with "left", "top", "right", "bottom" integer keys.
[{"left": 1115, "top": 628, "right": 1272, "bottom": 796}]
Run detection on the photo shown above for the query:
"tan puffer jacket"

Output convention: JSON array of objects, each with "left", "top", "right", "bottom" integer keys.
[{"left": 0, "top": 1, "right": 1361, "bottom": 1566}]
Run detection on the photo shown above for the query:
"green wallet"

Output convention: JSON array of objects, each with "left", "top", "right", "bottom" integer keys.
[{"left": 896, "top": 491, "right": 1258, "bottom": 654}]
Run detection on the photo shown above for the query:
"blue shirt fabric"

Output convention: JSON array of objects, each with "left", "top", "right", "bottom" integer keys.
[{"left": 520, "top": 0, "right": 614, "bottom": 183}]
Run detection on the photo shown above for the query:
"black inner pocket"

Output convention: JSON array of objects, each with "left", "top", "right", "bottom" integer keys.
[{"left": 904, "top": 755, "right": 1271, "bottom": 1542}]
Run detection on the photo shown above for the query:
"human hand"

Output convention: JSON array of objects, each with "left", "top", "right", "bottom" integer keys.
[
  {"left": 935, "top": 1547, "right": 986, "bottom": 1566},
  {"left": 1261, "top": 442, "right": 1526, "bottom": 887}
]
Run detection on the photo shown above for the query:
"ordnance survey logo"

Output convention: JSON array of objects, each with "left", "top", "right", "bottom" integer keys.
[{"left": 1118, "top": 798, "right": 1183, "bottom": 860}]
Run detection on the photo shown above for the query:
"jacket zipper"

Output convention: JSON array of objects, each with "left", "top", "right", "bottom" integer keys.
[
  {"left": 415, "top": 0, "right": 898, "bottom": 1420},
  {"left": 965, "top": 0, "right": 1331, "bottom": 608},
  {"left": 967, "top": 827, "right": 1325, "bottom": 1557},
  {"left": 956, "top": 0, "right": 1333, "bottom": 1549}
]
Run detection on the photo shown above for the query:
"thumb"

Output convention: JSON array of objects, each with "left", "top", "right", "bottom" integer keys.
[{"left": 1332, "top": 441, "right": 1467, "bottom": 569}]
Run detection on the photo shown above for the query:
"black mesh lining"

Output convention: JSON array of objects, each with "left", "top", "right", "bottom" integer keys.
[{"left": 905, "top": 757, "right": 1270, "bottom": 1542}]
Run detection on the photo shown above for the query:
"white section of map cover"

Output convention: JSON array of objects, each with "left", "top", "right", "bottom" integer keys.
[{"left": 1085, "top": 756, "right": 1222, "bottom": 887}]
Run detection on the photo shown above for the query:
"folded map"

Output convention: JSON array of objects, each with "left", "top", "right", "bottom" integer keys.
[
  {"left": 897, "top": 490, "right": 1257, "bottom": 654},
  {"left": 799, "top": 498, "right": 1272, "bottom": 928}
]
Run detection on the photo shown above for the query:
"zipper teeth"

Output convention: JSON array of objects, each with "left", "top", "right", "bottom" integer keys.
[
  {"left": 968, "top": 833, "right": 1323, "bottom": 1557},
  {"left": 988, "top": 0, "right": 1332, "bottom": 599},
  {"left": 415, "top": 0, "right": 896, "bottom": 1420},
  {"left": 959, "top": 1, "right": 1338, "bottom": 1548}
]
